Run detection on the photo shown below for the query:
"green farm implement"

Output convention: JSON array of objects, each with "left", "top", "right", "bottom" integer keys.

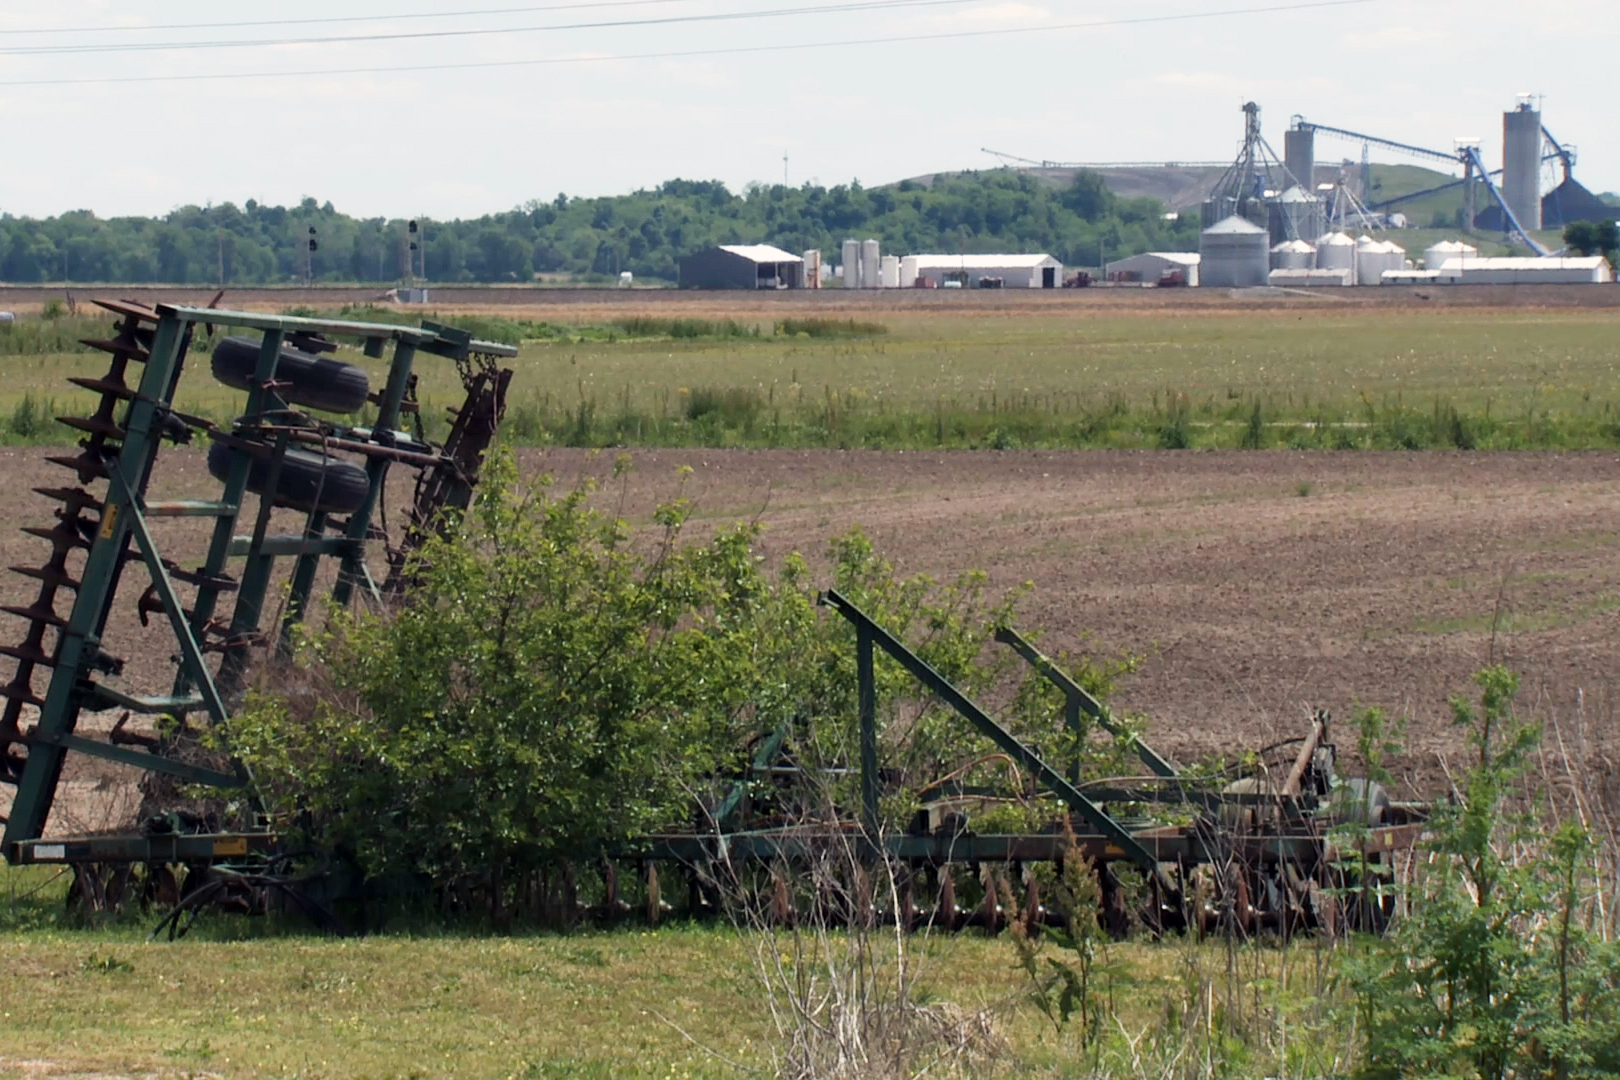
[
  {"left": 0, "top": 305, "right": 1423, "bottom": 936},
  {"left": 0, "top": 300, "right": 514, "bottom": 918}
]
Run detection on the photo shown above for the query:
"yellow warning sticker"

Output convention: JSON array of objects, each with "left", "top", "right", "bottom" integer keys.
[
  {"left": 98, "top": 504, "right": 119, "bottom": 539},
  {"left": 212, "top": 837, "right": 249, "bottom": 857}
]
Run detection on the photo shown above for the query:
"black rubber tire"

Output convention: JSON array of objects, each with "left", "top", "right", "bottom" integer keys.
[
  {"left": 207, "top": 439, "right": 369, "bottom": 516},
  {"left": 211, "top": 336, "right": 371, "bottom": 415}
]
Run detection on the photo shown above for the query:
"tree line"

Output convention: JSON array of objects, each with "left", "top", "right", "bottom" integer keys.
[{"left": 0, "top": 170, "right": 1200, "bottom": 285}]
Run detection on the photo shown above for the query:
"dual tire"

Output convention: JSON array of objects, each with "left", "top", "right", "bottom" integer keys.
[
  {"left": 206, "top": 440, "right": 369, "bottom": 516},
  {"left": 210, "top": 336, "right": 371, "bottom": 415}
]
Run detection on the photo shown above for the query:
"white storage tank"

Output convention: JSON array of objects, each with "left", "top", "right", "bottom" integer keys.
[
  {"left": 801, "top": 249, "right": 822, "bottom": 289},
  {"left": 1423, "top": 239, "right": 1478, "bottom": 270},
  {"left": 841, "top": 239, "right": 860, "bottom": 289},
  {"left": 1381, "top": 239, "right": 1409, "bottom": 275},
  {"left": 1355, "top": 235, "right": 1384, "bottom": 285},
  {"left": 1315, "top": 231, "right": 1357, "bottom": 273},
  {"left": 1268, "top": 185, "right": 1325, "bottom": 245},
  {"left": 860, "top": 239, "right": 880, "bottom": 289},
  {"left": 879, "top": 254, "right": 900, "bottom": 289},
  {"left": 1200, "top": 215, "right": 1270, "bottom": 287},
  {"left": 1270, "top": 239, "right": 1315, "bottom": 270},
  {"left": 900, "top": 255, "right": 920, "bottom": 288}
]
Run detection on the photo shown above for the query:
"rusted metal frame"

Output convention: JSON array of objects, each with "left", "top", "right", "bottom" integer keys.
[
  {"left": 819, "top": 589, "right": 1164, "bottom": 876},
  {"left": 1280, "top": 714, "right": 1326, "bottom": 798},
  {"left": 994, "top": 626, "right": 1179, "bottom": 779}
]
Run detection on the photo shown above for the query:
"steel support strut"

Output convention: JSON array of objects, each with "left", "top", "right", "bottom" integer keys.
[
  {"left": 819, "top": 589, "right": 1164, "bottom": 875},
  {"left": 994, "top": 626, "right": 1180, "bottom": 779}
]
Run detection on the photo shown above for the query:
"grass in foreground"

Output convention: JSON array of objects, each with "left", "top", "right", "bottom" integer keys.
[
  {"left": 2, "top": 865, "right": 1358, "bottom": 1080},
  {"left": 3, "top": 305, "right": 1618, "bottom": 450}
]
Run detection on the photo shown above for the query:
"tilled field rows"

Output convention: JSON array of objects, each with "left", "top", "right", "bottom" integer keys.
[{"left": 2, "top": 447, "right": 1616, "bottom": 833}]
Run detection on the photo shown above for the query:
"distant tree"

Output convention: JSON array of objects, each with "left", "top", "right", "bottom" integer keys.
[
  {"left": 1563, "top": 219, "right": 1619, "bottom": 265},
  {"left": 1061, "top": 170, "right": 1116, "bottom": 221}
]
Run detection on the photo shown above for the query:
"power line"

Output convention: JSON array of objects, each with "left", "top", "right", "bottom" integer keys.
[
  {"left": 0, "top": 0, "right": 1379, "bottom": 85},
  {"left": 0, "top": 0, "right": 980, "bottom": 56},
  {"left": 0, "top": 0, "right": 692, "bottom": 36}
]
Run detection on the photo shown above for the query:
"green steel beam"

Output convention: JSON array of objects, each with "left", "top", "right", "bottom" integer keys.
[
  {"left": 329, "top": 340, "right": 417, "bottom": 612},
  {"left": 711, "top": 720, "right": 792, "bottom": 831},
  {"left": 157, "top": 305, "right": 443, "bottom": 344},
  {"left": 277, "top": 511, "right": 329, "bottom": 653},
  {"left": 994, "top": 627, "right": 1180, "bottom": 779},
  {"left": 3, "top": 313, "right": 191, "bottom": 855},
  {"left": 108, "top": 462, "right": 230, "bottom": 728},
  {"left": 819, "top": 589, "right": 1165, "bottom": 875},
  {"left": 28, "top": 731, "right": 240, "bottom": 788}
]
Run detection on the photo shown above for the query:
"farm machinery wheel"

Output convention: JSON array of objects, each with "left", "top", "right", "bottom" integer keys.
[{"left": 210, "top": 336, "right": 372, "bottom": 415}]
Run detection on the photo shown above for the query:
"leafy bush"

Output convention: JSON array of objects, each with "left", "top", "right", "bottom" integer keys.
[
  {"left": 1347, "top": 667, "right": 1620, "bottom": 1079},
  {"left": 229, "top": 451, "right": 1062, "bottom": 915}
]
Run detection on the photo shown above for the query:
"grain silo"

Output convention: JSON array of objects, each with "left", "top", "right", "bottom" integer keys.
[
  {"left": 1503, "top": 96, "right": 1543, "bottom": 231},
  {"left": 879, "top": 254, "right": 900, "bottom": 289},
  {"left": 841, "top": 239, "right": 860, "bottom": 289},
  {"left": 860, "top": 239, "right": 881, "bottom": 289},
  {"left": 1200, "top": 215, "right": 1270, "bottom": 287},
  {"left": 1423, "top": 239, "right": 1478, "bottom": 270},
  {"left": 1315, "top": 231, "right": 1357, "bottom": 273},
  {"left": 1268, "top": 185, "right": 1325, "bottom": 244},
  {"left": 1270, "top": 239, "right": 1315, "bottom": 270},
  {"left": 802, "top": 249, "right": 822, "bottom": 289},
  {"left": 1284, "top": 125, "right": 1315, "bottom": 190},
  {"left": 1355, "top": 235, "right": 1384, "bottom": 285}
]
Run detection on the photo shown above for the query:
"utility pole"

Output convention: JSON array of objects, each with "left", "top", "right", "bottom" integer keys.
[
  {"left": 304, "top": 226, "right": 318, "bottom": 286},
  {"left": 217, "top": 228, "right": 226, "bottom": 288}
]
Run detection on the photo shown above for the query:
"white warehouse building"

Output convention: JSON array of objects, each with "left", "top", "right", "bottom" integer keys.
[
  {"left": 1104, "top": 252, "right": 1201, "bottom": 287},
  {"left": 900, "top": 253, "right": 1063, "bottom": 289}
]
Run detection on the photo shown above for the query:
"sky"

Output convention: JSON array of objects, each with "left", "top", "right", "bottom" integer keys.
[{"left": 0, "top": 0, "right": 1613, "bottom": 221}]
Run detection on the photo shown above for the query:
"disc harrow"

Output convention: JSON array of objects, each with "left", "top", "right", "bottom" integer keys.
[{"left": 0, "top": 302, "right": 517, "bottom": 904}]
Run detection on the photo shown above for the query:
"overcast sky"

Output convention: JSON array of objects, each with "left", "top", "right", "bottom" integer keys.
[{"left": 0, "top": 0, "right": 1613, "bottom": 220}]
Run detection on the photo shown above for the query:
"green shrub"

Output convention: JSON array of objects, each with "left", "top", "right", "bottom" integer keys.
[
  {"left": 775, "top": 317, "right": 887, "bottom": 338},
  {"left": 227, "top": 452, "right": 1037, "bottom": 917},
  {"left": 1347, "top": 667, "right": 1620, "bottom": 1079}
]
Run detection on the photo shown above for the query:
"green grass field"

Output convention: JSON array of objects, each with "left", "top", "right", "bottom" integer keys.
[
  {"left": 3, "top": 303, "right": 1619, "bottom": 450},
  {"left": 1, "top": 866, "right": 1350, "bottom": 1079}
]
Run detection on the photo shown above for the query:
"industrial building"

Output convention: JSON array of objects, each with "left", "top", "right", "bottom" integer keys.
[
  {"left": 1427, "top": 256, "right": 1613, "bottom": 285},
  {"left": 1105, "top": 252, "right": 1200, "bottom": 286},
  {"left": 679, "top": 244, "right": 804, "bottom": 289},
  {"left": 1269, "top": 268, "right": 1353, "bottom": 287},
  {"left": 900, "top": 254, "right": 1062, "bottom": 289}
]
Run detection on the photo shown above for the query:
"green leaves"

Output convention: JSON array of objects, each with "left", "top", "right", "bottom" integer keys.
[
  {"left": 231, "top": 450, "right": 1074, "bottom": 916},
  {"left": 1347, "top": 666, "right": 1620, "bottom": 1080}
]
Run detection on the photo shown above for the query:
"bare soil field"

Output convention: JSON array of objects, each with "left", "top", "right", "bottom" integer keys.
[{"left": 4, "top": 446, "right": 1616, "bottom": 835}]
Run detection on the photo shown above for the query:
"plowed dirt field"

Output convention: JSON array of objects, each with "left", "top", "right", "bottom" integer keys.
[{"left": 4, "top": 446, "right": 1617, "bottom": 834}]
